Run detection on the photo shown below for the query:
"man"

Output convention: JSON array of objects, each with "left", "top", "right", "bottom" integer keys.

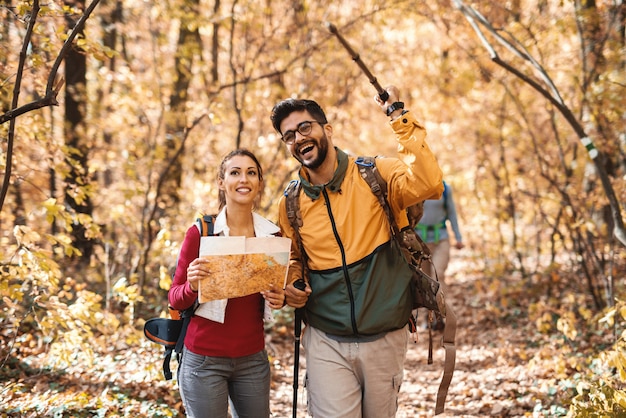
[{"left": 271, "top": 86, "right": 443, "bottom": 418}]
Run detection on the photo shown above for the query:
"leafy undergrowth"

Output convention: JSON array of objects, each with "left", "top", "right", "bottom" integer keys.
[
  {"left": 1, "top": 254, "right": 622, "bottom": 417},
  {"left": 1, "top": 340, "right": 183, "bottom": 417}
]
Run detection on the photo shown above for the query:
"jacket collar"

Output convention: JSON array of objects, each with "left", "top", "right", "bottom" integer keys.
[{"left": 299, "top": 147, "right": 349, "bottom": 200}]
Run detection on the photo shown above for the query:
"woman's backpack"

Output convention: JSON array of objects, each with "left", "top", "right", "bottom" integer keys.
[{"left": 143, "top": 215, "right": 214, "bottom": 380}]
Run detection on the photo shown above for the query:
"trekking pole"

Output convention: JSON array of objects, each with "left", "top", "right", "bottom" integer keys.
[
  {"left": 325, "top": 22, "right": 389, "bottom": 102},
  {"left": 292, "top": 279, "right": 307, "bottom": 418}
]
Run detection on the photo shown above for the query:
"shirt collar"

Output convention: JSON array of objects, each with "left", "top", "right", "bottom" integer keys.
[{"left": 214, "top": 207, "right": 279, "bottom": 237}]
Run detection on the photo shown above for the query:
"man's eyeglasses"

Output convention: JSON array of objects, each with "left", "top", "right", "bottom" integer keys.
[{"left": 281, "top": 120, "right": 324, "bottom": 145}]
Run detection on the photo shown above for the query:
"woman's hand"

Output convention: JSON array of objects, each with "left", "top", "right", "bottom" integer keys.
[
  {"left": 186, "top": 258, "right": 211, "bottom": 291},
  {"left": 261, "top": 284, "right": 285, "bottom": 309}
]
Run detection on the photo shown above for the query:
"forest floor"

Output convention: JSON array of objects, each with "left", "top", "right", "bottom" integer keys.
[{"left": 1, "top": 253, "right": 572, "bottom": 417}]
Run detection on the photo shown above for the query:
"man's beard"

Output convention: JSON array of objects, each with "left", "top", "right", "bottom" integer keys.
[{"left": 297, "top": 132, "right": 329, "bottom": 170}]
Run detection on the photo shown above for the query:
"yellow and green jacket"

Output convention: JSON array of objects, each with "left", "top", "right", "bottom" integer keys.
[{"left": 278, "top": 111, "right": 443, "bottom": 338}]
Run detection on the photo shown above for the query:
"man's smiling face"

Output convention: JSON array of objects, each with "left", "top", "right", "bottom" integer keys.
[{"left": 280, "top": 110, "right": 331, "bottom": 170}]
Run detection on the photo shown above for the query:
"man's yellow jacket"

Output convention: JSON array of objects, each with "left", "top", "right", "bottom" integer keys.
[{"left": 278, "top": 111, "right": 443, "bottom": 337}]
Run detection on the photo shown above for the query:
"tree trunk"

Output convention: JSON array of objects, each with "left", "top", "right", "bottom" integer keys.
[
  {"left": 137, "top": 0, "right": 202, "bottom": 290},
  {"left": 211, "top": 0, "right": 220, "bottom": 83},
  {"left": 98, "top": 0, "right": 123, "bottom": 310},
  {"left": 160, "top": 0, "right": 202, "bottom": 209},
  {"left": 64, "top": 0, "right": 94, "bottom": 265}
]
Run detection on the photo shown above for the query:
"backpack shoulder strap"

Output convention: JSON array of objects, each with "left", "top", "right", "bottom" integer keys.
[
  {"left": 284, "top": 180, "right": 303, "bottom": 230},
  {"left": 355, "top": 156, "right": 430, "bottom": 258},
  {"left": 174, "top": 215, "right": 214, "bottom": 359},
  {"left": 355, "top": 156, "right": 399, "bottom": 235},
  {"left": 284, "top": 180, "right": 309, "bottom": 280},
  {"left": 195, "top": 214, "right": 215, "bottom": 236}
]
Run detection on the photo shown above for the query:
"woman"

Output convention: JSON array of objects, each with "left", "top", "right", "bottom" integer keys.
[{"left": 168, "top": 148, "right": 285, "bottom": 418}]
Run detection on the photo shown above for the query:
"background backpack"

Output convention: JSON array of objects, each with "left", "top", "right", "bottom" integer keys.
[{"left": 143, "top": 214, "right": 214, "bottom": 380}]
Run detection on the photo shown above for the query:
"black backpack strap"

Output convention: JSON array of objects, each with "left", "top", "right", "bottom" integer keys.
[
  {"left": 143, "top": 317, "right": 184, "bottom": 380},
  {"left": 163, "top": 347, "right": 174, "bottom": 380},
  {"left": 174, "top": 301, "right": 198, "bottom": 357}
]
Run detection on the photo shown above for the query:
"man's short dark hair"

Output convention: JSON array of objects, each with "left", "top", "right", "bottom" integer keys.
[{"left": 270, "top": 99, "right": 328, "bottom": 134}]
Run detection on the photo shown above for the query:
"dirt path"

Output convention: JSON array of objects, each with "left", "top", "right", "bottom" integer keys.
[{"left": 397, "top": 257, "right": 542, "bottom": 418}]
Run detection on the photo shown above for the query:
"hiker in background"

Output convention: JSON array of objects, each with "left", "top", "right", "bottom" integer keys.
[
  {"left": 271, "top": 86, "right": 443, "bottom": 418},
  {"left": 416, "top": 181, "right": 464, "bottom": 285},
  {"left": 168, "top": 149, "right": 285, "bottom": 418}
]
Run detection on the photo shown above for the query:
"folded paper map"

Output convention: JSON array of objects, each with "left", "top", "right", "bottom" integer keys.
[{"left": 197, "top": 236, "right": 291, "bottom": 303}]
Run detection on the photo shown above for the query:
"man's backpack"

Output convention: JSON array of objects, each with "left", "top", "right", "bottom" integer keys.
[
  {"left": 283, "top": 157, "right": 456, "bottom": 415},
  {"left": 143, "top": 214, "right": 214, "bottom": 380}
]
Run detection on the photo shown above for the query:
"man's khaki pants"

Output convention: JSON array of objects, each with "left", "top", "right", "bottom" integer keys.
[{"left": 302, "top": 325, "right": 408, "bottom": 418}]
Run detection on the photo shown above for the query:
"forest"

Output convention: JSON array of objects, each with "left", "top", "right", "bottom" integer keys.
[{"left": 1, "top": 0, "right": 625, "bottom": 416}]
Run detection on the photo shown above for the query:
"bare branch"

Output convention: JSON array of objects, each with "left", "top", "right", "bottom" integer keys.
[
  {"left": 453, "top": 0, "right": 565, "bottom": 106},
  {"left": 0, "top": 93, "right": 60, "bottom": 125},
  {"left": 46, "top": 0, "right": 102, "bottom": 94}
]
